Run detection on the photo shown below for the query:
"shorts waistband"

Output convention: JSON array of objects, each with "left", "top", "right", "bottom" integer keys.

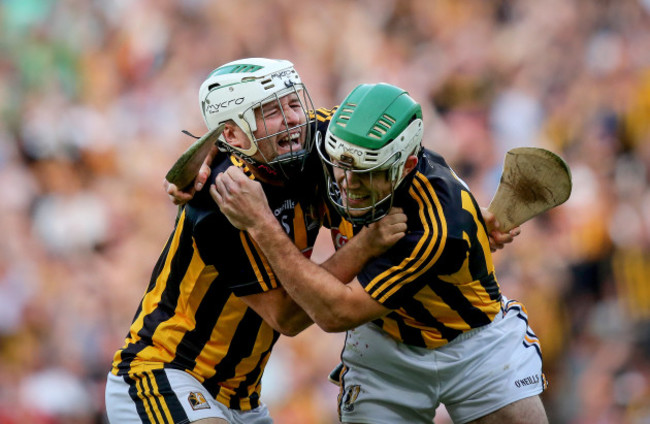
[{"left": 444, "top": 301, "right": 505, "bottom": 347}]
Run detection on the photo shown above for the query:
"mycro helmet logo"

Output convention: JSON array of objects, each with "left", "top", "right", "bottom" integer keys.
[
  {"left": 188, "top": 391, "right": 211, "bottom": 410},
  {"left": 204, "top": 97, "right": 245, "bottom": 115}
]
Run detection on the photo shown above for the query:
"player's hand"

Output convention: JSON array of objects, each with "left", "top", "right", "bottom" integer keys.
[
  {"left": 210, "top": 166, "right": 275, "bottom": 231},
  {"left": 481, "top": 207, "right": 521, "bottom": 252},
  {"left": 163, "top": 145, "right": 218, "bottom": 205},
  {"left": 357, "top": 207, "right": 407, "bottom": 258}
]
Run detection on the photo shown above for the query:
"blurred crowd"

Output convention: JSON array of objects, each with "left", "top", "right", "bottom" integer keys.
[{"left": 1, "top": 0, "right": 650, "bottom": 422}]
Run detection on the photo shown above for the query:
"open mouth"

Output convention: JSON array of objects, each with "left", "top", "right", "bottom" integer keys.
[
  {"left": 342, "top": 190, "right": 370, "bottom": 207},
  {"left": 277, "top": 131, "right": 302, "bottom": 154}
]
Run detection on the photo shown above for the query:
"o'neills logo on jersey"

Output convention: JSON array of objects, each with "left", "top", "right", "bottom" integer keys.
[
  {"left": 514, "top": 374, "right": 540, "bottom": 388},
  {"left": 188, "top": 391, "right": 211, "bottom": 410},
  {"left": 273, "top": 199, "right": 295, "bottom": 217}
]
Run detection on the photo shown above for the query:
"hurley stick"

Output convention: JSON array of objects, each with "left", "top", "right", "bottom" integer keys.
[
  {"left": 488, "top": 147, "right": 572, "bottom": 232},
  {"left": 165, "top": 124, "right": 225, "bottom": 189}
]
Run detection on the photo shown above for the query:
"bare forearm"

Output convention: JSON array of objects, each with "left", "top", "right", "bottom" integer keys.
[
  {"left": 248, "top": 220, "right": 357, "bottom": 330},
  {"left": 319, "top": 230, "right": 381, "bottom": 283},
  {"left": 210, "top": 168, "right": 399, "bottom": 330}
]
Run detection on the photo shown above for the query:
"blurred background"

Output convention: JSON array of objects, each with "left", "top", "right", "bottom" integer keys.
[{"left": 1, "top": 0, "right": 650, "bottom": 422}]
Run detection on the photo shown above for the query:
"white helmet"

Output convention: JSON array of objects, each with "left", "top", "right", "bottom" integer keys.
[
  {"left": 317, "top": 83, "right": 423, "bottom": 224},
  {"left": 199, "top": 58, "right": 315, "bottom": 179}
]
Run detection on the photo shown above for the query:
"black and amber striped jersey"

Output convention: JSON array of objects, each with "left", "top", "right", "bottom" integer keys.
[
  {"left": 111, "top": 109, "right": 337, "bottom": 411},
  {"left": 333, "top": 149, "right": 502, "bottom": 349}
]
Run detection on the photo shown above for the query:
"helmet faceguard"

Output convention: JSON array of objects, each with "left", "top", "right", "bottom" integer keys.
[
  {"left": 199, "top": 58, "right": 316, "bottom": 180},
  {"left": 317, "top": 83, "right": 423, "bottom": 225}
]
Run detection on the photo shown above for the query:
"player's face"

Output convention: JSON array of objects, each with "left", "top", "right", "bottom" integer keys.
[
  {"left": 332, "top": 165, "right": 393, "bottom": 217},
  {"left": 251, "top": 92, "right": 307, "bottom": 162}
]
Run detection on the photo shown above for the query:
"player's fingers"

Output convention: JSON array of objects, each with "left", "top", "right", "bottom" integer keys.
[
  {"left": 209, "top": 183, "right": 223, "bottom": 206},
  {"left": 195, "top": 164, "right": 211, "bottom": 191},
  {"left": 488, "top": 235, "right": 500, "bottom": 252},
  {"left": 481, "top": 207, "right": 500, "bottom": 233},
  {"left": 385, "top": 207, "right": 407, "bottom": 223},
  {"left": 213, "top": 172, "right": 230, "bottom": 197},
  {"left": 389, "top": 219, "right": 407, "bottom": 234},
  {"left": 224, "top": 165, "right": 249, "bottom": 182},
  {"left": 165, "top": 180, "right": 193, "bottom": 205},
  {"left": 195, "top": 145, "right": 218, "bottom": 191},
  {"left": 491, "top": 226, "right": 520, "bottom": 244}
]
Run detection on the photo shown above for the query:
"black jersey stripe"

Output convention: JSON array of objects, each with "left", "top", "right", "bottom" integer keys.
[
  {"left": 240, "top": 232, "right": 278, "bottom": 291},
  {"left": 151, "top": 369, "right": 190, "bottom": 423},
  {"left": 125, "top": 373, "right": 157, "bottom": 424},
  {"left": 398, "top": 290, "right": 464, "bottom": 343},
  {"left": 201, "top": 308, "right": 274, "bottom": 404},
  {"left": 395, "top": 318, "right": 426, "bottom": 347},
  {"left": 134, "top": 372, "right": 164, "bottom": 423},
  {"left": 115, "top": 212, "right": 194, "bottom": 371},
  {"left": 366, "top": 173, "right": 446, "bottom": 302},
  {"left": 233, "top": 332, "right": 280, "bottom": 410},
  {"left": 143, "top": 370, "right": 175, "bottom": 423},
  {"left": 430, "top": 278, "right": 492, "bottom": 328},
  {"left": 460, "top": 190, "right": 502, "bottom": 301},
  {"left": 168, "top": 263, "right": 228, "bottom": 372},
  {"left": 123, "top": 219, "right": 182, "bottom": 337}
]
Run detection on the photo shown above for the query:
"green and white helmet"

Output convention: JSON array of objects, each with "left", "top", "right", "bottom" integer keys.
[
  {"left": 318, "top": 83, "right": 423, "bottom": 224},
  {"left": 199, "top": 58, "right": 315, "bottom": 179}
]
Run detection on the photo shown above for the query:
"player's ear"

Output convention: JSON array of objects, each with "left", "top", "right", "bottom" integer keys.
[
  {"left": 222, "top": 122, "right": 248, "bottom": 149},
  {"left": 402, "top": 155, "right": 418, "bottom": 176}
]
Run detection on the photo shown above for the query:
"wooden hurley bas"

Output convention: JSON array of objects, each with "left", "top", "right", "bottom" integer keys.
[
  {"left": 165, "top": 124, "right": 226, "bottom": 189},
  {"left": 488, "top": 147, "right": 572, "bottom": 232}
]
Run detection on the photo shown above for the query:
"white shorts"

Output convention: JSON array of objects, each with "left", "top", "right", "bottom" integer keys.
[
  {"left": 105, "top": 368, "right": 272, "bottom": 424},
  {"left": 337, "top": 298, "right": 546, "bottom": 424}
]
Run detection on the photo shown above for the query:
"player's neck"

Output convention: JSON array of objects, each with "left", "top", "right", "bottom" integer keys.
[{"left": 248, "top": 164, "right": 286, "bottom": 187}]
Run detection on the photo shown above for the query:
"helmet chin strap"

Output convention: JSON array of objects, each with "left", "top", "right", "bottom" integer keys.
[{"left": 228, "top": 148, "right": 309, "bottom": 184}]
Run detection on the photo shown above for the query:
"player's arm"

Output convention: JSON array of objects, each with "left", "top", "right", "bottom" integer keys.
[
  {"left": 318, "top": 209, "right": 407, "bottom": 283},
  {"left": 210, "top": 166, "right": 401, "bottom": 332},
  {"left": 239, "top": 287, "right": 313, "bottom": 337},
  {"left": 241, "top": 214, "right": 394, "bottom": 333}
]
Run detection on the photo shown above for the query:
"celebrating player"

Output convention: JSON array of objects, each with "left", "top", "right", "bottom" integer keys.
[
  {"left": 105, "top": 59, "right": 404, "bottom": 424},
  {"left": 211, "top": 83, "right": 547, "bottom": 423}
]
